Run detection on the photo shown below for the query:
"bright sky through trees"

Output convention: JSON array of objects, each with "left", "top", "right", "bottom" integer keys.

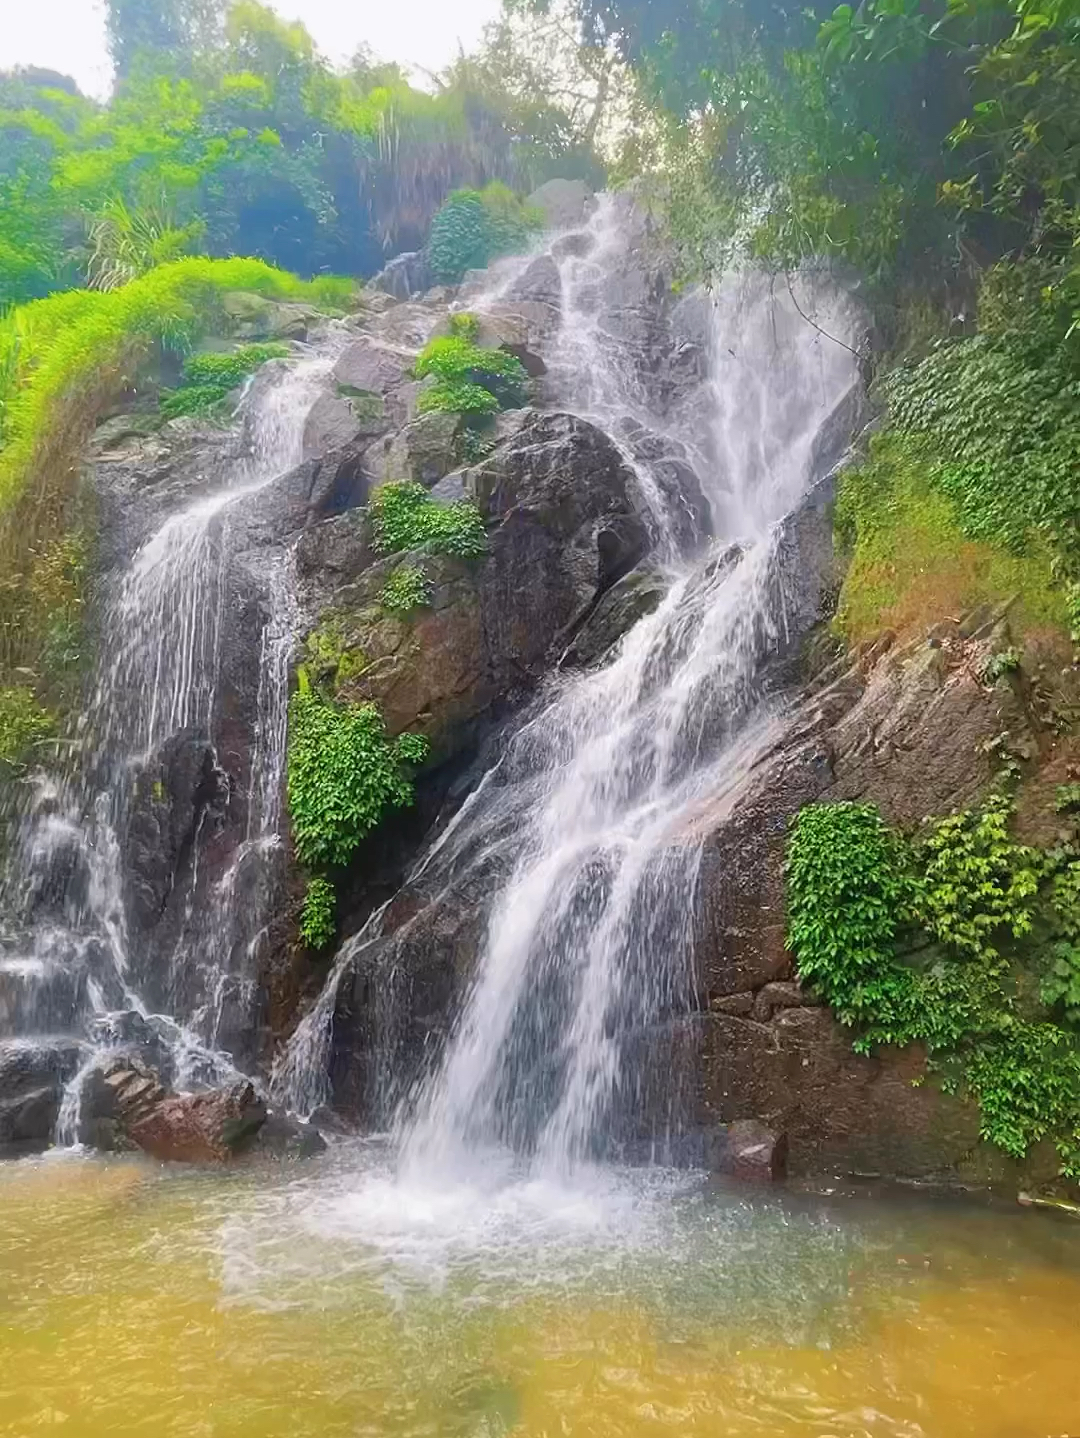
[{"left": 1, "top": 0, "right": 503, "bottom": 98}]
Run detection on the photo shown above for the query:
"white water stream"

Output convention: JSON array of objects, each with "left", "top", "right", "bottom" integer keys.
[
  {"left": 276, "top": 201, "right": 860, "bottom": 1207},
  {"left": 0, "top": 340, "right": 340, "bottom": 1141}
]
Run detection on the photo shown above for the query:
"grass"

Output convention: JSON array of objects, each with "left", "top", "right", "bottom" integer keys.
[
  {"left": 835, "top": 433, "right": 1068, "bottom": 645},
  {"left": 0, "top": 256, "right": 353, "bottom": 721}
]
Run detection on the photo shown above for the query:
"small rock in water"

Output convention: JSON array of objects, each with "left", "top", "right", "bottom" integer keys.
[{"left": 719, "top": 1119, "right": 789, "bottom": 1183}]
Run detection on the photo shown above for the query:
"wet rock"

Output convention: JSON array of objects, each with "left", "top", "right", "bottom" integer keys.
[
  {"left": 526, "top": 178, "right": 597, "bottom": 230},
  {"left": 0, "top": 1038, "right": 82, "bottom": 1153},
  {"left": 123, "top": 730, "right": 230, "bottom": 934},
  {"left": 563, "top": 563, "right": 668, "bottom": 667},
  {"left": 691, "top": 609, "right": 1041, "bottom": 1179},
  {"left": 251, "top": 1109, "right": 328, "bottom": 1159},
  {"left": 716, "top": 1119, "right": 789, "bottom": 1182},
  {"left": 221, "top": 291, "right": 317, "bottom": 341},
  {"left": 370, "top": 250, "right": 432, "bottom": 300},
  {"left": 366, "top": 411, "right": 461, "bottom": 488},
  {"left": 87, "top": 1057, "right": 267, "bottom": 1163}
]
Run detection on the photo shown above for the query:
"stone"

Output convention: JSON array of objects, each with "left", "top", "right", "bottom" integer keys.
[
  {"left": 123, "top": 730, "right": 230, "bottom": 934},
  {"left": 365, "top": 411, "right": 461, "bottom": 488},
  {"left": 250, "top": 1110, "right": 328, "bottom": 1159},
  {"left": 752, "top": 981, "right": 812, "bottom": 1022},
  {"left": 370, "top": 250, "right": 432, "bottom": 300},
  {"left": 85, "top": 1057, "right": 268, "bottom": 1163},
  {"left": 719, "top": 1119, "right": 789, "bottom": 1182},
  {"left": 563, "top": 564, "right": 668, "bottom": 667},
  {"left": 221, "top": 291, "right": 317, "bottom": 341},
  {"left": 301, "top": 394, "right": 365, "bottom": 460},
  {"left": 0, "top": 1038, "right": 83, "bottom": 1153},
  {"left": 332, "top": 338, "right": 410, "bottom": 396},
  {"left": 526, "top": 178, "right": 597, "bottom": 231}
]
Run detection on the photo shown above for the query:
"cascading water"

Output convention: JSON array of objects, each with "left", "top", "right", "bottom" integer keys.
[
  {"left": 276, "top": 198, "right": 860, "bottom": 1189},
  {"left": 0, "top": 339, "right": 340, "bottom": 1141}
]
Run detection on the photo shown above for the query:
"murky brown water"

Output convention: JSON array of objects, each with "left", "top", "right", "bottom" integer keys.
[{"left": 2, "top": 1144, "right": 1079, "bottom": 1437}]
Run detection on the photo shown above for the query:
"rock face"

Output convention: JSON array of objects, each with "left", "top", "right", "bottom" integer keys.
[
  {"left": 299, "top": 410, "right": 653, "bottom": 762},
  {"left": 526, "top": 179, "right": 597, "bottom": 230},
  {"left": 690, "top": 610, "right": 1048, "bottom": 1182}
]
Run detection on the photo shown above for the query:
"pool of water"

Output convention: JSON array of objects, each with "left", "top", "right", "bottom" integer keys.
[{"left": 2, "top": 1141, "right": 1079, "bottom": 1437}]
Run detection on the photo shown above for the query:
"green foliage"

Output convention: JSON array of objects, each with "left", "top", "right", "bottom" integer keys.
[
  {"left": 286, "top": 678, "right": 429, "bottom": 872},
  {"left": 299, "top": 875, "right": 336, "bottom": 952},
  {"left": 86, "top": 197, "right": 205, "bottom": 291},
  {"left": 1042, "top": 943, "right": 1080, "bottom": 1026},
  {"left": 380, "top": 565, "right": 433, "bottom": 616},
  {"left": 885, "top": 310, "right": 1080, "bottom": 576},
  {"left": 159, "top": 341, "right": 290, "bottom": 417},
  {"left": 833, "top": 430, "right": 1067, "bottom": 644},
  {"left": 369, "top": 482, "right": 488, "bottom": 560},
  {"left": 427, "top": 183, "right": 540, "bottom": 284},
  {"left": 415, "top": 333, "right": 529, "bottom": 415},
  {"left": 0, "top": 686, "right": 53, "bottom": 771},
  {"left": 1056, "top": 785, "right": 1080, "bottom": 815},
  {"left": 983, "top": 648, "right": 1022, "bottom": 685},
  {"left": 786, "top": 792, "right": 1080, "bottom": 1175}
]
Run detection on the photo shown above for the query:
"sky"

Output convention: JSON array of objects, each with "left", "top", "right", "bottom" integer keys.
[{"left": 0, "top": 0, "right": 504, "bottom": 101}]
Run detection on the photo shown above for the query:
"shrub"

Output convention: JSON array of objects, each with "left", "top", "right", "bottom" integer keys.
[
  {"left": 368, "top": 482, "right": 487, "bottom": 559},
  {"left": 414, "top": 332, "right": 528, "bottom": 417},
  {"left": 286, "top": 674, "right": 429, "bottom": 872},
  {"left": 160, "top": 341, "right": 289, "bottom": 418},
  {"left": 380, "top": 565, "right": 433, "bottom": 616},
  {"left": 427, "top": 183, "right": 540, "bottom": 285},
  {"left": 0, "top": 686, "right": 53, "bottom": 771},
  {"left": 299, "top": 876, "right": 337, "bottom": 952},
  {"left": 786, "top": 792, "right": 1080, "bottom": 1176}
]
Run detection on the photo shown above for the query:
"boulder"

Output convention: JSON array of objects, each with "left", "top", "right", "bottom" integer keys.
[
  {"left": 0, "top": 1038, "right": 82, "bottom": 1153},
  {"left": 221, "top": 291, "right": 318, "bottom": 341},
  {"left": 365, "top": 411, "right": 461, "bottom": 488},
  {"left": 715, "top": 1119, "right": 789, "bottom": 1182},
  {"left": 85, "top": 1057, "right": 267, "bottom": 1163},
  {"left": 370, "top": 250, "right": 432, "bottom": 300},
  {"left": 332, "top": 337, "right": 410, "bottom": 396},
  {"left": 526, "top": 179, "right": 597, "bottom": 231}
]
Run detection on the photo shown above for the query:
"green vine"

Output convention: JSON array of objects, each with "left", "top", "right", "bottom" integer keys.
[
  {"left": 286, "top": 671, "right": 429, "bottom": 949},
  {"left": 369, "top": 482, "right": 487, "bottom": 559},
  {"left": 786, "top": 792, "right": 1080, "bottom": 1176},
  {"left": 299, "top": 875, "right": 336, "bottom": 952}
]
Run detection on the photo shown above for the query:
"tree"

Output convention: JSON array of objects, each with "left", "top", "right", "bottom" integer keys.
[{"left": 106, "top": 0, "right": 225, "bottom": 80}]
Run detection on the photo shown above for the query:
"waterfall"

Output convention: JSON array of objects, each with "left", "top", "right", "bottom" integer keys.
[
  {"left": 0, "top": 340, "right": 339, "bottom": 1142},
  {"left": 277, "top": 198, "right": 860, "bottom": 1180}
]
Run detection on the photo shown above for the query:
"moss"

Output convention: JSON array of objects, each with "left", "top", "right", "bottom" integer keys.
[
  {"left": 0, "top": 686, "right": 54, "bottom": 771},
  {"left": 835, "top": 433, "right": 1067, "bottom": 646}
]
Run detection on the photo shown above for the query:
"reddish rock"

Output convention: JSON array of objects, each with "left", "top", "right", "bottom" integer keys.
[{"left": 126, "top": 1083, "right": 266, "bottom": 1164}]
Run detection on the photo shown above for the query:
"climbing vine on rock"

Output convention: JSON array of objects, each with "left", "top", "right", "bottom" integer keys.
[
  {"left": 786, "top": 792, "right": 1080, "bottom": 1176},
  {"left": 369, "top": 482, "right": 487, "bottom": 559},
  {"left": 299, "top": 875, "right": 336, "bottom": 952}
]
